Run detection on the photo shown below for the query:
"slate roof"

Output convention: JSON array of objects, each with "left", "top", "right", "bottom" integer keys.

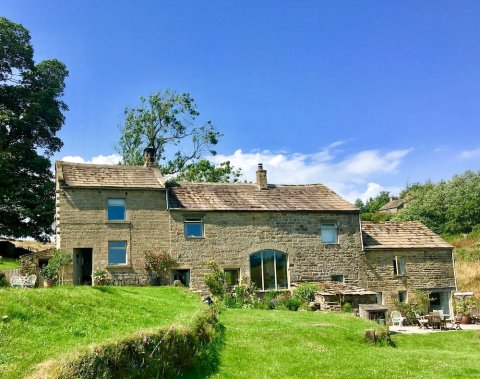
[
  {"left": 379, "top": 198, "right": 406, "bottom": 211},
  {"left": 167, "top": 183, "right": 358, "bottom": 212},
  {"left": 56, "top": 161, "right": 165, "bottom": 189},
  {"left": 362, "top": 221, "right": 452, "bottom": 249}
]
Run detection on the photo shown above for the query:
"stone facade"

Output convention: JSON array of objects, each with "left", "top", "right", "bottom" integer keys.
[{"left": 363, "top": 248, "right": 456, "bottom": 308}]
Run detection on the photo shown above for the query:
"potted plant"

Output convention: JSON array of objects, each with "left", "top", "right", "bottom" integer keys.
[
  {"left": 92, "top": 268, "right": 108, "bottom": 285},
  {"left": 40, "top": 265, "right": 57, "bottom": 287},
  {"left": 455, "top": 297, "right": 477, "bottom": 324}
]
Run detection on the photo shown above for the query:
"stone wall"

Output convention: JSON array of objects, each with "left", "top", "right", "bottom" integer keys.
[
  {"left": 168, "top": 211, "right": 363, "bottom": 290},
  {"left": 363, "top": 248, "right": 456, "bottom": 307},
  {"left": 57, "top": 186, "right": 363, "bottom": 289},
  {"left": 57, "top": 188, "right": 170, "bottom": 283}
]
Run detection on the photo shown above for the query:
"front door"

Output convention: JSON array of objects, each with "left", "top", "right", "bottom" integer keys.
[{"left": 73, "top": 248, "right": 93, "bottom": 285}]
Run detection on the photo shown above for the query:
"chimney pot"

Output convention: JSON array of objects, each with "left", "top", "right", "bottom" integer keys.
[
  {"left": 256, "top": 162, "right": 268, "bottom": 189},
  {"left": 143, "top": 147, "right": 156, "bottom": 167}
]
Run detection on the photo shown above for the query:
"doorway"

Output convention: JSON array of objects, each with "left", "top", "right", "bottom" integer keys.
[
  {"left": 73, "top": 248, "right": 93, "bottom": 285},
  {"left": 172, "top": 269, "right": 190, "bottom": 287}
]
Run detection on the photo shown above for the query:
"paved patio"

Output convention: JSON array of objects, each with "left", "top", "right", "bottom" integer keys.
[{"left": 389, "top": 323, "right": 480, "bottom": 334}]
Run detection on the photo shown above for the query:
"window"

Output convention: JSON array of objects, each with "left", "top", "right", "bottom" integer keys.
[
  {"left": 250, "top": 250, "right": 288, "bottom": 291},
  {"left": 376, "top": 292, "right": 383, "bottom": 305},
  {"left": 108, "top": 198, "right": 126, "bottom": 221},
  {"left": 224, "top": 269, "right": 240, "bottom": 286},
  {"left": 172, "top": 269, "right": 190, "bottom": 287},
  {"left": 108, "top": 241, "right": 127, "bottom": 265},
  {"left": 398, "top": 291, "right": 407, "bottom": 303},
  {"left": 331, "top": 275, "right": 344, "bottom": 283},
  {"left": 184, "top": 218, "right": 203, "bottom": 238},
  {"left": 393, "top": 256, "right": 407, "bottom": 276},
  {"left": 321, "top": 223, "right": 337, "bottom": 243}
]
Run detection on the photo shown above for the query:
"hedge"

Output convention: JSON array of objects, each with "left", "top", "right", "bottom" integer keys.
[{"left": 29, "top": 308, "right": 219, "bottom": 379}]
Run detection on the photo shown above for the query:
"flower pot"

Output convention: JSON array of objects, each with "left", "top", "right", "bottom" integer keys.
[
  {"left": 43, "top": 279, "right": 54, "bottom": 288},
  {"left": 461, "top": 315, "right": 472, "bottom": 324}
]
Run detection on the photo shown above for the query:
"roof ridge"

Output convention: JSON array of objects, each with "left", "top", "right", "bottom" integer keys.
[{"left": 57, "top": 160, "right": 158, "bottom": 170}]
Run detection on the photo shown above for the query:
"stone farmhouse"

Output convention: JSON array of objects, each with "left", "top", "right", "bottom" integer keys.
[{"left": 55, "top": 153, "right": 456, "bottom": 313}]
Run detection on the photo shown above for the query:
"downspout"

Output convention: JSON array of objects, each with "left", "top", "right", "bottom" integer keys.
[{"left": 358, "top": 213, "right": 366, "bottom": 288}]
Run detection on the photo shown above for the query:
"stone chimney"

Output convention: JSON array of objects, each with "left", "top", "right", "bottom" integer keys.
[
  {"left": 143, "top": 147, "right": 156, "bottom": 167},
  {"left": 256, "top": 163, "right": 268, "bottom": 189}
]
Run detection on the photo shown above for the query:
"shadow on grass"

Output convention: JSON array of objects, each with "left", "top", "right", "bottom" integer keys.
[
  {"left": 184, "top": 322, "right": 226, "bottom": 378},
  {"left": 91, "top": 286, "right": 116, "bottom": 294}
]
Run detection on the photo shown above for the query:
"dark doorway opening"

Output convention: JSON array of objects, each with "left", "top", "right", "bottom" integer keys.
[
  {"left": 73, "top": 248, "right": 93, "bottom": 285},
  {"left": 172, "top": 269, "right": 190, "bottom": 287}
]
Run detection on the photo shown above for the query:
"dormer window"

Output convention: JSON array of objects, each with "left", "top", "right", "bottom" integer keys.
[{"left": 108, "top": 198, "right": 126, "bottom": 221}]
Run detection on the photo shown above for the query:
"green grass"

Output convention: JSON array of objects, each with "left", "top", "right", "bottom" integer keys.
[
  {"left": 206, "top": 309, "right": 480, "bottom": 379},
  {"left": 0, "top": 286, "right": 204, "bottom": 379},
  {"left": 0, "top": 257, "right": 20, "bottom": 270}
]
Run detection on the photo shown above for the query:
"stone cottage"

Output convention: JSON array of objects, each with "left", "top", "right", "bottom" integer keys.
[{"left": 55, "top": 155, "right": 456, "bottom": 312}]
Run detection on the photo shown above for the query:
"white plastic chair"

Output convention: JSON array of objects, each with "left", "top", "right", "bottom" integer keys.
[
  {"left": 23, "top": 275, "right": 37, "bottom": 288},
  {"left": 391, "top": 311, "right": 406, "bottom": 327}
]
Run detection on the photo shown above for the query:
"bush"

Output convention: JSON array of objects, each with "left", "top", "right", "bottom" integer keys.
[
  {"left": 0, "top": 272, "right": 8, "bottom": 287},
  {"left": 32, "top": 308, "right": 219, "bottom": 379},
  {"left": 391, "top": 290, "right": 431, "bottom": 325},
  {"left": 293, "top": 283, "right": 318, "bottom": 304},
  {"left": 342, "top": 302, "right": 352, "bottom": 313},
  {"left": 204, "top": 261, "right": 227, "bottom": 300},
  {"left": 143, "top": 251, "right": 177, "bottom": 285}
]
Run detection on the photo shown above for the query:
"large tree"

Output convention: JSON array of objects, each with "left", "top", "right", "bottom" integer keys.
[
  {"left": 0, "top": 17, "right": 68, "bottom": 241},
  {"left": 117, "top": 90, "right": 224, "bottom": 176}
]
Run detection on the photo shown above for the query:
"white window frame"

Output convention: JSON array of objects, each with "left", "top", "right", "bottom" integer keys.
[
  {"left": 107, "top": 241, "right": 128, "bottom": 266},
  {"left": 184, "top": 218, "right": 204, "bottom": 238},
  {"left": 321, "top": 223, "right": 338, "bottom": 243},
  {"left": 107, "top": 198, "right": 126, "bottom": 221}
]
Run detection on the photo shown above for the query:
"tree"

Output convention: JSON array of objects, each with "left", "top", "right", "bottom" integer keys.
[
  {"left": 117, "top": 90, "right": 222, "bottom": 176},
  {"left": 176, "top": 159, "right": 241, "bottom": 183},
  {"left": 0, "top": 17, "right": 68, "bottom": 241}
]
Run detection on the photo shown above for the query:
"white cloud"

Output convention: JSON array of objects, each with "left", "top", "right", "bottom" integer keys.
[
  {"left": 459, "top": 148, "right": 480, "bottom": 159},
  {"left": 210, "top": 145, "right": 410, "bottom": 202},
  {"left": 62, "top": 154, "right": 122, "bottom": 165}
]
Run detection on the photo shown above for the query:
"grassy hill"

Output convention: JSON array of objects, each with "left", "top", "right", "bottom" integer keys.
[
  {"left": 0, "top": 286, "right": 204, "bottom": 379},
  {"left": 207, "top": 309, "right": 480, "bottom": 379},
  {"left": 444, "top": 229, "right": 480, "bottom": 296}
]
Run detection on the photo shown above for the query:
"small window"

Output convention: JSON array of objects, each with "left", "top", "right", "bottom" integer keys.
[
  {"left": 321, "top": 223, "right": 337, "bottom": 243},
  {"left": 398, "top": 291, "right": 407, "bottom": 303},
  {"left": 108, "top": 241, "right": 127, "bottom": 265},
  {"left": 225, "top": 269, "right": 240, "bottom": 286},
  {"left": 172, "top": 269, "right": 190, "bottom": 287},
  {"left": 393, "top": 256, "right": 407, "bottom": 276},
  {"left": 108, "top": 198, "right": 126, "bottom": 221},
  {"left": 331, "top": 275, "right": 344, "bottom": 283},
  {"left": 184, "top": 218, "right": 203, "bottom": 238},
  {"left": 376, "top": 292, "right": 383, "bottom": 305}
]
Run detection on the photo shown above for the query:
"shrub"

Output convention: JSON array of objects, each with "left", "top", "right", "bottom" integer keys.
[
  {"left": 0, "top": 272, "right": 8, "bottom": 287},
  {"left": 391, "top": 290, "right": 431, "bottom": 325},
  {"left": 143, "top": 251, "right": 177, "bottom": 285},
  {"left": 342, "top": 302, "right": 353, "bottom": 313},
  {"left": 204, "top": 261, "right": 227, "bottom": 299},
  {"left": 293, "top": 283, "right": 318, "bottom": 304},
  {"left": 92, "top": 269, "right": 108, "bottom": 285}
]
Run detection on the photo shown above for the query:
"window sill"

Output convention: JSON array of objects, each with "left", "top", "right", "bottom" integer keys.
[
  {"left": 394, "top": 274, "right": 408, "bottom": 278},
  {"left": 322, "top": 243, "right": 340, "bottom": 248},
  {"left": 185, "top": 236, "right": 205, "bottom": 240},
  {"left": 106, "top": 264, "right": 132, "bottom": 270},
  {"left": 105, "top": 220, "right": 131, "bottom": 224}
]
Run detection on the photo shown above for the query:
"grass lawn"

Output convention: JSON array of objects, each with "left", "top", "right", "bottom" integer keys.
[
  {"left": 0, "top": 257, "right": 20, "bottom": 270},
  {"left": 206, "top": 309, "right": 480, "bottom": 379},
  {"left": 0, "top": 286, "right": 204, "bottom": 379}
]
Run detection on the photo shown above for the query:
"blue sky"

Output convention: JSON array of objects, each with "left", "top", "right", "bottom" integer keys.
[{"left": 3, "top": 1, "right": 480, "bottom": 201}]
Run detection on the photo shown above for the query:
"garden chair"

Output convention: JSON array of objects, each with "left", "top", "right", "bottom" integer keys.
[
  {"left": 10, "top": 276, "right": 24, "bottom": 288},
  {"left": 414, "top": 311, "right": 429, "bottom": 328},
  {"left": 429, "top": 311, "right": 443, "bottom": 329},
  {"left": 391, "top": 311, "right": 406, "bottom": 327},
  {"left": 23, "top": 275, "right": 37, "bottom": 288}
]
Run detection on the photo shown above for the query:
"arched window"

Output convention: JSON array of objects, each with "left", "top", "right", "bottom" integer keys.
[{"left": 250, "top": 250, "right": 288, "bottom": 291}]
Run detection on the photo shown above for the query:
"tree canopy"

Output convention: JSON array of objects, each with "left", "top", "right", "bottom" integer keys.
[
  {"left": 393, "top": 171, "right": 480, "bottom": 234},
  {"left": 116, "top": 90, "right": 223, "bottom": 176},
  {"left": 0, "top": 17, "right": 68, "bottom": 241}
]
